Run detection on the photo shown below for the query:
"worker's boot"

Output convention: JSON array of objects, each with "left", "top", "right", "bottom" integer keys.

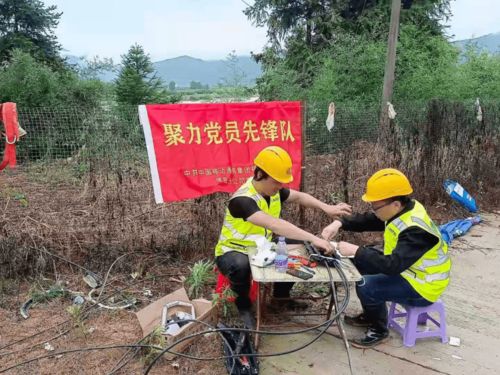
[{"left": 351, "top": 328, "right": 389, "bottom": 348}]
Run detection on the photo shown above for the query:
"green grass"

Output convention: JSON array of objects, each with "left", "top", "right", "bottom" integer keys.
[
  {"left": 25, "top": 160, "right": 85, "bottom": 185},
  {"left": 212, "top": 287, "right": 237, "bottom": 318},
  {"left": 185, "top": 260, "right": 216, "bottom": 299},
  {"left": 66, "top": 304, "right": 86, "bottom": 336},
  {"left": 30, "top": 284, "right": 68, "bottom": 305}
]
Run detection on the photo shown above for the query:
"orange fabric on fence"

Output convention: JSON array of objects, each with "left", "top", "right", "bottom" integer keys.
[
  {"left": 215, "top": 271, "right": 258, "bottom": 304},
  {"left": 0, "top": 102, "right": 20, "bottom": 171}
]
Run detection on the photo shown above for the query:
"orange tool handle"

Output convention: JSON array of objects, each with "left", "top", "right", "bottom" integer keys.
[{"left": 289, "top": 255, "right": 317, "bottom": 268}]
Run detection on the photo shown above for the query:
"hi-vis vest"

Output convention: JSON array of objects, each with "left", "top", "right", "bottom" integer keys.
[
  {"left": 215, "top": 178, "right": 281, "bottom": 257},
  {"left": 384, "top": 200, "right": 450, "bottom": 302}
]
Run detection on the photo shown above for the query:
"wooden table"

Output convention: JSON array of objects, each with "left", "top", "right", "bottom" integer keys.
[{"left": 248, "top": 244, "right": 362, "bottom": 349}]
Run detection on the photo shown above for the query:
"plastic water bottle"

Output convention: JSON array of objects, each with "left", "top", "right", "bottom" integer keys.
[{"left": 274, "top": 237, "right": 288, "bottom": 273}]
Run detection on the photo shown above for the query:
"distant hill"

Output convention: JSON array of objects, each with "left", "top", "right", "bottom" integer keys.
[
  {"left": 65, "top": 54, "right": 261, "bottom": 87},
  {"left": 453, "top": 32, "right": 500, "bottom": 54},
  {"left": 153, "top": 55, "right": 261, "bottom": 88},
  {"left": 65, "top": 32, "right": 498, "bottom": 86}
]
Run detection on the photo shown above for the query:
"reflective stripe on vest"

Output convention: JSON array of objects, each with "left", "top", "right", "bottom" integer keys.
[
  {"left": 402, "top": 270, "right": 450, "bottom": 284},
  {"left": 214, "top": 178, "right": 281, "bottom": 257},
  {"left": 384, "top": 200, "right": 450, "bottom": 302}
]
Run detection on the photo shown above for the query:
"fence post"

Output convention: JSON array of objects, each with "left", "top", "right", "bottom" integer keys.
[{"left": 299, "top": 101, "right": 307, "bottom": 227}]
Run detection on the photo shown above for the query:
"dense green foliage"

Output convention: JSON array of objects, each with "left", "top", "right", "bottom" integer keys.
[
  {"left": 0, "top": 0, "right": 64, "bottom": 69},
  {"left": 0, "top": 49, "right": 108, "bottom": 107},
  {"left": 245, "top": 0, "right": 451, "bottom": 49},
  {"left": 245, "top": 0, "right": 500, "bottom": 104}
]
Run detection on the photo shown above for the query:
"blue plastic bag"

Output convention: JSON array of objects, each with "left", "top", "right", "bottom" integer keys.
[
  {"left": 439, "top": 216, "right": 481, "bottom": 245},
  {"left": 443, "top": 179, "right": 478, "bottom": 212}
]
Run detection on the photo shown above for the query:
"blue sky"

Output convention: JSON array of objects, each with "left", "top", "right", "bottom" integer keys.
[{"left": 43, "top": 0, "right": 499, "bottom": 62}]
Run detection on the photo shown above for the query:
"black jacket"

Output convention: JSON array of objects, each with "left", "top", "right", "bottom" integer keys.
[{"left": 340, "top": 201, "right": 439, "bottom": 275}]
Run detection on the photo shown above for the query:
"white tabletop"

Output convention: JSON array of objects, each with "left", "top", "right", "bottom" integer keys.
[{"left": 248, "top": 244, "right": 362, "bottom": 283}]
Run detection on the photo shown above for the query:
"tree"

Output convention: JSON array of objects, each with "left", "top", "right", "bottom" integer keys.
[
  {"left": 77, "top": 55, "right": 117, "bottom": 80},
  {"left": 0, "top": 49, "right": 109, "bottom": 160},
  {"left": 453, "top": 44, "right": 500, "bottom": 100},
  {"left": 245, "top": 0, "right": 451, "bottom": 49},
  {"left": 245, "top": 0, "right": 456, "bottom": 104},
  {"left": 189, "top": 81, "right": 203, "bottom": 90},
  {"left": 0, "top": 0, "right": 63, "bottom": 68},
  {"left": 223, "top": 50, "right": 246, "bottom": 87},
  {"left": 244, "top": 0, "right": 336, "bottom": 49},
  {"left": 115, "top": 44, "right": 165, "bottom": 105},
  {"left": 0, "top": 49, "right": 106, "bottom": 108},
  {"left": 168, "top": 81, "right": 176, "bottom": 91}
]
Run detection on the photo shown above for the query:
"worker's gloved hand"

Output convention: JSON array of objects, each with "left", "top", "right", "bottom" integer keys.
[
  {"left": 312, "top": 237, "right": 335, "bottom": 255},
  {"left": 321, "top": 220, "right": 342, "bottom": 240},
  {"left": 324, "top": 203, "right": 352, "bottom": 218}
]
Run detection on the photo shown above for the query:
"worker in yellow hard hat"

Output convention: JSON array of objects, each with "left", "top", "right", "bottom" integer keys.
[
  {"left": 322, "top": 168, "right": 450, "bottom": 348},
  {"left": 215, "top": 146, "right": 351, "bottom": 328}
]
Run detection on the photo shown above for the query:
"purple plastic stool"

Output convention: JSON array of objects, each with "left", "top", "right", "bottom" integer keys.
[{"left": 388, "top": 299, "right": 448, "bottom": 347}]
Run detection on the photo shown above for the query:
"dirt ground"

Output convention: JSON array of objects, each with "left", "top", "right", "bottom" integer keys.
[
  {"left": 0, "top": 267, "right": 227, "bottom": 375},
  {"left": 1, "top": 164, "right": 498, "bottom": 374}
]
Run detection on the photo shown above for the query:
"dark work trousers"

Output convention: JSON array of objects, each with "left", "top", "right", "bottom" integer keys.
[
  {"left": 356, "top": 273, "right": 433, "bottom": 333},
  {"left": 216, "top": 251, "right": 293, "bottom": 311}
]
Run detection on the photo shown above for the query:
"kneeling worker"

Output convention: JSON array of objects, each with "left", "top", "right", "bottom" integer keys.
[
  {"left": 322, "top": 168, "right": 450, "bottom": 348},
  {"left": 215, "top": 146, "right": 351, "bottom": 328}
]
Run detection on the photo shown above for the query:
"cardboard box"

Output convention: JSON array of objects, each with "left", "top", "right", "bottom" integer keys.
[{"left": 135, "top": 287, "right": 216, "bottom": 359}]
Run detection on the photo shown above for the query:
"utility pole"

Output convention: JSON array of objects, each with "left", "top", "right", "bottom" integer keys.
[{"left": 380, "top": 0, "right": 402, "bottom": 125}]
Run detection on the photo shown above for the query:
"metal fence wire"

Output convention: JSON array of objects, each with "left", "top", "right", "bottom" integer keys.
[
  {"left": 5, "top": 99, "right": 500, "bottom": 220},
  {"left": 5, "top": 100, "right": 498, "bottom": 172},
  {"left": 0, "top": 99, "right": 499, "bottom": 277}
]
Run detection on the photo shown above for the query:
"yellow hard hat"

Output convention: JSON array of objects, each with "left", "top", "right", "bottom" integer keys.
[
  {"left": 362, "top": 168, "right": 413, "bottom": 202},
  {"left": 253, "top": 146, "right": 293, "bottom": 183}
]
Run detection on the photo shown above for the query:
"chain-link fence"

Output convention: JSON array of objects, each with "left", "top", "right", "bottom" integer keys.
[
  {"left": 8, "top": 100, "right": 500, "bottom": 183},
  {"left": 1, "top": 100, "right": 499, "bottom": 277}
]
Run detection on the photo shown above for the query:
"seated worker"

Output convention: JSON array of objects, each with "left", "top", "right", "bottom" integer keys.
[
  {"left": 215, "top": 146, "right": 351, "bottom": 328},
  {"left": 322, "top": 168, "right": 450, "bottom": 348}
]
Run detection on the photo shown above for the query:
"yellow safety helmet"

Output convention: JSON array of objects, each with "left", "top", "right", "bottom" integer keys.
[
  {"left": 253, "top": 146, "right": 294, "bottom": 183},
  {"left": 362, "top": 168, "right": 413, "bottom": 202}
]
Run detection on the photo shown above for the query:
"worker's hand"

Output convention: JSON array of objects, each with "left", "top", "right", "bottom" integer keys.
[
  {"left": 337, "top": 241, "right": 359, "bottom": 257},
  {"left": 312, "top": 237, "right": 335, "bottom": 255},
  {"left": 324, "top": 203, "right": 352, "bottom": 218},
  {"left": 321, "top": 220, "right": 342, "bottom": 240}
]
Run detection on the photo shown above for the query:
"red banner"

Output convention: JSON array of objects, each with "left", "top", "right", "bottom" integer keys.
[{"left": 139, "top": 101, "right": 302, "bottom": 203}]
